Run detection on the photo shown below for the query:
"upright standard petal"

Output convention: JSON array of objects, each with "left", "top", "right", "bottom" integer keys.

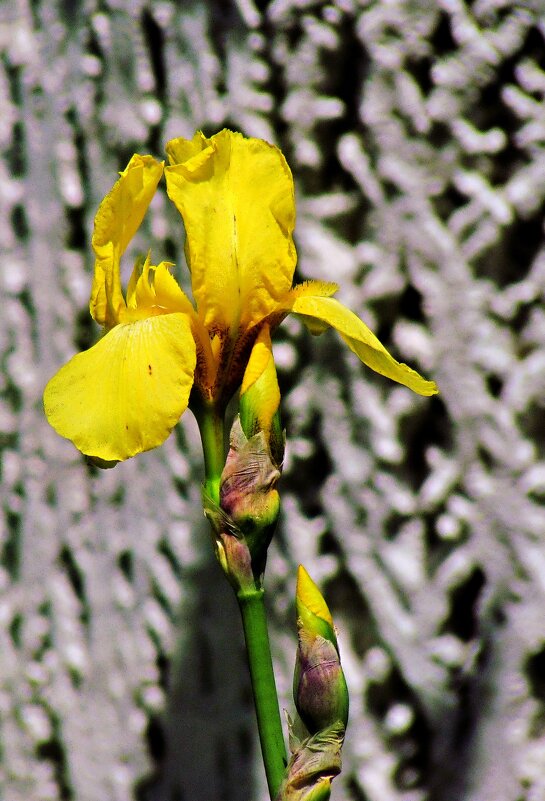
[
  {"left": 91, "top": 155, "right": 164, "bottom": 328},
  {"left": 291, "top": 295, "right": 438, "bottom": 396},
  {"left": 164, "top": 130, "right": 296, "bottom": 331},
  {"left": 43, "top": 314, "right": 196, "bottom": 461}
]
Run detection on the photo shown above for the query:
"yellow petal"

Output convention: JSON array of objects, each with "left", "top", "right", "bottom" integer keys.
[
  {"left": 289, "top": 280, "right": 339, "bottom": 300},
  {"left": 165, "top": 130, "right": 296, "bottom": 331},
  {"left": 240, "top": 327, "right": 281, "bottom": 439},
  {"left": 152, "top": 262, "right": 195, "bottom": 314},
  {"left": 165, "top": 130, "right": 211, "bottom": 169},
  {"left": 296, "top": 565, "right": 334, "bottom": 628},
  {"left": 126, "top": 253, "right": 147, "bottom": 309},
  {"left": 91, "top": 155, "right": 164, "bottom": 328},
  {"left": 43, "top": 314, "right": 196, "bottom": 461},
  {"left": 291, "top": 295, "right": 438, "bottom": 396},
  {"left": 125, "top": 256, "right": 195, "bottom": 319},
  {"left": 241, "top": 327, "right": 276, "bottom": 396},
  {"left": 133, "top": 254, "right": 157, "bottom": 311}
]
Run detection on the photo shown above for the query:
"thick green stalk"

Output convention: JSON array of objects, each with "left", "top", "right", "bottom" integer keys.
[
  {"left": 195, "top": 400, "right": 225, "bottom": 505},
  {"left": 194, "top": 401, "right": 287, "bottom": 799},
  {"left": 238, "top": 588, "right": 287, "bottom": 799}
]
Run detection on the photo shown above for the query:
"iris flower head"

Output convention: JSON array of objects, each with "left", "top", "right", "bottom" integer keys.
[{"left": 44, "top": 129, "right": 437, "bottom": 463}]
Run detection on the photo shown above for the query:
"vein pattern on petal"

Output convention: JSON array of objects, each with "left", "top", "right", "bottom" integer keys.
[{"left": 165, "top": 130, "right": 297, "bottom": 332}]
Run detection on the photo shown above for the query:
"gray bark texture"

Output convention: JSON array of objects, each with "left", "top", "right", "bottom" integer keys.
[{"left": 1, "top": 1, "right": 545, "bottom": 799}]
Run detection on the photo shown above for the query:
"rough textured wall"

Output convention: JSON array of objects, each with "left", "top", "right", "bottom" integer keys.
[{"left": 1, "top": 1, "right": 545, "bottom": 800}]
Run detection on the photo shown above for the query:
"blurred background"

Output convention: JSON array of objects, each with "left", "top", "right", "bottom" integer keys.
[{"left": 1, "top": 1, "right": 545, "bottom": 799}]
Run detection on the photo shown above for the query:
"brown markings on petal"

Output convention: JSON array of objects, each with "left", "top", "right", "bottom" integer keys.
[
  {"left": 190, "top": 315, "right": 288, "bottom": 407},
  {"left": 219, "top": 323, "right": 262, "bottom": 403},
  {"left": 192, "top": 325, "right": 229, "bottom": 404},
  {"left": 208, "top": 323, "right": 225, "bottom": 339}
]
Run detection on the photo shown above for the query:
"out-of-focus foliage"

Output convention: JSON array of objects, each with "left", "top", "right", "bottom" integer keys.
[{"left": 1, "top": 1, "right": 545, "bottom": 800}]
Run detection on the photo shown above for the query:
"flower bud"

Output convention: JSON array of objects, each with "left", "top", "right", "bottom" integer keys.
[
  {"left": 218, "top": 327, "right": 285, "bottom": 577},
  {"left": 202, "top": 490, "right": 255, "bottom": 592},
  {"left": 293, "top": 567, "right": 349, "bottom": 734},
  {"left": 219, "top": 417, "right": 281, "bottom": 577}
]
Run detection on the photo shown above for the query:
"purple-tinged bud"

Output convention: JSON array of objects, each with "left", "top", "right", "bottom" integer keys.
[
  {"left": 202, "top": 492, "right": 255, "bottom": 593},
  {"left": 293, "top": 567, "right": 349, "bottom": 733},
  {"left": 219, "top": 417, "right": 281, "bottom": 577},
  {"left": 215, "top": 326, "right": 285, "bottom": 579}
]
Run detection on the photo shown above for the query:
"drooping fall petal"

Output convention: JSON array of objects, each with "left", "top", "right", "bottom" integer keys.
[
  {"left": 91, "top": 154, "right": 164, "bottom": 328},
  {"left": 44, "top": 314, "right": 196, "bottom": 461},
  {"left": 290, "top": 294, "right": 438, "bottom": 396},
  {"left": 164, "top": 130, "right": 297, "bottom": 331}
]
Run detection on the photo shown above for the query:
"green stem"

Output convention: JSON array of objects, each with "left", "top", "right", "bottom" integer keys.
[
  {"left": 238, "top": 588, "right": 287, "bottom": 799},
  {"left": 194, "top": 400, "right": 225, "bottom": 505},
  {"left": 195, "top": 399, "right": 287, "bottom": 798}
]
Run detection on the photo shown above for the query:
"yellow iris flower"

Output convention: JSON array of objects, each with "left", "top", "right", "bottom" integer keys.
[{"left": 43, "top": 129, "right": 437, "bottom": 463}]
